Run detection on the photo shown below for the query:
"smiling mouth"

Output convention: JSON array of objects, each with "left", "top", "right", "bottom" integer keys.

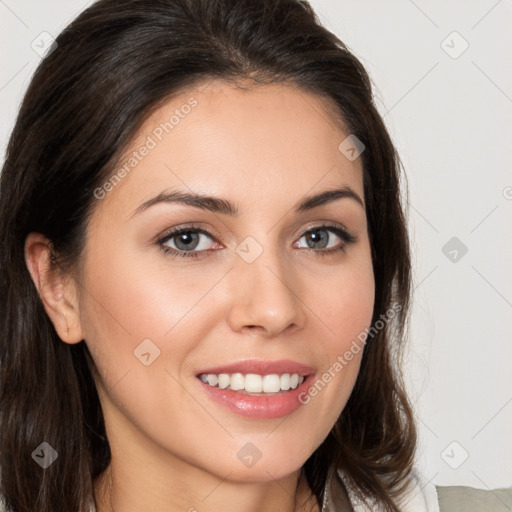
[{"left": 197, "top": 372, "right": 307, "bottom": 395}]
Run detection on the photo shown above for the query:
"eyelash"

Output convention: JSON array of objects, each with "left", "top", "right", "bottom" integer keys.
[{"left": 156, "top": 223, "right": 357, "bottom": 260}]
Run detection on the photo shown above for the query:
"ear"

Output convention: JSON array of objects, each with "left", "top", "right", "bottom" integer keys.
[{"left": 24, "top": 232, "right": 84, "bottom": 344}]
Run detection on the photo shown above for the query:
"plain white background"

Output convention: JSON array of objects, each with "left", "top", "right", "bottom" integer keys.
[{"left": 1, "top": 0, "right": 511, "bottom": 491}]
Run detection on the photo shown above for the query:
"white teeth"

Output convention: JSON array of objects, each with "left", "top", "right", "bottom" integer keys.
[
  {"left": 280, "top": 373, "right": 291, "bottom": 390},
  {"left": 230, "top": 372, "right": 244, "bottom": 391},
  {"left": 218, "top": 373, "right": 230, "bottom": 389},
  {"left": 207, "top": 374, "right": 218, "bottom": 386},
  {"left": 245, "top": 374, "right": 263, "bottom": 393},
  {"left": 199, "top": 372, "right": 307, "bottom": 393},
  {"left": 262, "top": 374, "right": 281, "bottom": 393}
]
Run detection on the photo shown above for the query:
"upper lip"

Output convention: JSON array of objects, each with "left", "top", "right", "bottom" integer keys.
[{"left": 196, "top": 359, "right": 315, "bottom": 377}]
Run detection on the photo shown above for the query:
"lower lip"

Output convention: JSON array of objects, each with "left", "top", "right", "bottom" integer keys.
[{"left": 196, "top": 374, "right": 316, "bottom": 419}]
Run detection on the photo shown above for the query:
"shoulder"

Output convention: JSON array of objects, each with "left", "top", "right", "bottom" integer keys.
[{"left": 436, "top": 485, "right": 512, "bottom": 512}]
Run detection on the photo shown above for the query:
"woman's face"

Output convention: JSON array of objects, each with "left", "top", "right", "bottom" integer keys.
[{"left": 77, "top": 79, "right": 374, "bottom": 484}]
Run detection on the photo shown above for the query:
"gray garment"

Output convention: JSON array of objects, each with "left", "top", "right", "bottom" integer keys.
[{"left": 436, "top": 485, "right": 512, "bottom": 512}]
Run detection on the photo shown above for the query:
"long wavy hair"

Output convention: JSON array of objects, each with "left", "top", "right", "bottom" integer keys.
[{"left": 0, "top": 0, "right": 416, "bottom": 510}]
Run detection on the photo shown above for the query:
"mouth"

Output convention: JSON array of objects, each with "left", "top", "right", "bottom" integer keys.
[
  {"left": 195, "top": 359, "right": 316, "bottom": 397},
  {"left": 197, "top": 372, "right": 308, "bottom": 395},
  {"left": 195, "top": 369, "right": 316, "bottom": 419}
]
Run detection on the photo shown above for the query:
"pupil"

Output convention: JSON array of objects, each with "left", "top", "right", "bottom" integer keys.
[
  {"left": 308, "top": 230, "right": 327, "bottom": 249},
  {"left": 176, "top": 231, "right": 198, "bottom": 250}
]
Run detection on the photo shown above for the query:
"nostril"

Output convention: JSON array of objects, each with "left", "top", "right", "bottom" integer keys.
[{"left": 242, "top": 325, "right": 267, "bottom": 336}]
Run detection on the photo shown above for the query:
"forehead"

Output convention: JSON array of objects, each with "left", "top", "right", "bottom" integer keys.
[{"left": 94, "top": 79, "right": 364, "bottom": 219}]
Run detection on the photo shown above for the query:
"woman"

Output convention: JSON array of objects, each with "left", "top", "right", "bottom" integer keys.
[{"left": 1, "top": 1, "right": 510, "bottom": 511}]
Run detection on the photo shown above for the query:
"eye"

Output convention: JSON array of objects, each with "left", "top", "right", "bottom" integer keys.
[
  {"left": 294, "top": 224, "right": 356, "bottom": 255},
  {"left": 157, "top": 225, "right": 220, "bottom": 259}
]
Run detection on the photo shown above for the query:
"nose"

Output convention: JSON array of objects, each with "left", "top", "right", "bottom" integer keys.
[{"left": 226, "top": 245, "right": 306, "bottom": 338}]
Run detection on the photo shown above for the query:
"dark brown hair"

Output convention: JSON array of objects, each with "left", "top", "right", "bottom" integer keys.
[{"left": 0, "top": 0, "right": 416, "bottom": 510}]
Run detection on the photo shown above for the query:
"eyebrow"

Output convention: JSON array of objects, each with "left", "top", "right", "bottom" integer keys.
[{"left": 131, "top": 186, "right": 364, "bottom": 218}]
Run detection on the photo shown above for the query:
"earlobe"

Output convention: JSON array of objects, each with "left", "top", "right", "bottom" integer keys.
[{"left": 24, "top": 232, "right": 84, "bottom": 344}]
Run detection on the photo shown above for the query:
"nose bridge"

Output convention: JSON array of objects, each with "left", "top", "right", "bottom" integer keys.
[{"left": 227, "top": 236, "right": 305, "bottom": 336}]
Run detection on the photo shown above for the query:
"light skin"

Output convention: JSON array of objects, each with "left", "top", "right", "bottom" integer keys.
[{"left": 25, "top": 79, "right": 374, "bottom": 512}]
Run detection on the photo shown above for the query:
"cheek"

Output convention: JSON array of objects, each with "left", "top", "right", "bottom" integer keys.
[
  {"left": 77, "top": 239, "right": 167, "bottom": 388},
  {"left": 300, "top": 251, "right": 374, "bottom": 428},
  {"left": 80, "top": 236, "right": 186, "bottom": 339},
  {"left": 312, "top": 249, "right": 375, "bottom": 352}
]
